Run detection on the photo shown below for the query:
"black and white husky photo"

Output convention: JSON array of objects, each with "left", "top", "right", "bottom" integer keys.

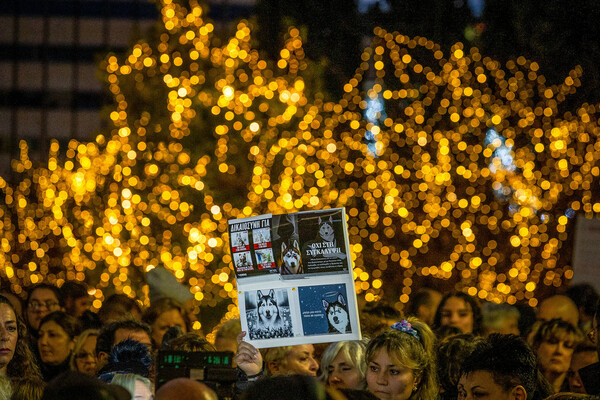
[
  {"left": 245, "top": 289, "right": 293, "bottom": 340},
  {"left": 318, "top": 216, "right": 336, "bottom": 244},
  {"left": 257, "top": 289, "right": 283, "bottom": 330},
  {"left": 322, "top": 293, "right": 351, "bottom": 334}
]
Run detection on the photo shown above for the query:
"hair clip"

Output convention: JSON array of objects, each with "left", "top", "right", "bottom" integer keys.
[{"left": 390, "top": 320, "right": 420, "bottom": 340}]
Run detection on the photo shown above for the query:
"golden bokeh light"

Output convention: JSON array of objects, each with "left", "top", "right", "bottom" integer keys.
[{"left": 0, "top": 0, "right": 599, "bottom": 329}]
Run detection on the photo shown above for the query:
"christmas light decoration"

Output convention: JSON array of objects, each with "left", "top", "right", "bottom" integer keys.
[{"left": 1, "top": 0, "right": 599, "bottom": 330}]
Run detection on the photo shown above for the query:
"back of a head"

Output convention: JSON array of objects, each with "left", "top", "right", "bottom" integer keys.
[
  {"left": 241, "top": 375, "right": 331, "bottom": 400},
  {"left": 537, "top": 295, "right": 579, "bottom": 326},
  {"left": 168, "top": 332, "right": 216, "bottom": 352},
  {"left": 42, "top": 371, "right": 131, "bottom": 400},
  {"left": 155, "top": 378, "right": 217, "bottom": 400},
  {"left": 96, "top": 319, "right": 151, "bottom": 356},
  {"left": 98, "top": 339, "right": 152, "bottom": 378},
  {"left": 462, "top": 334, "right": 537, "bottom": 400},
  {"left": 60, "top": 281, "right": 88, "bottom": 300},
  {"left": 436, "top": 334, "right": 483, "bottom": 396},
  {"left": 215, "top": 318, "right": 242, "bottom": 341},
  {"left": 481, "top": 302, "right": 520, "bottom": 335},
  {"left": 98, "top": 295, "right": 142, "bottom": 324},
  {"left": 566, "top": 284, "right": 599, "bottom": 318},
  {"left": 10, "top": 376, "right": 46, "bottom": 400}
]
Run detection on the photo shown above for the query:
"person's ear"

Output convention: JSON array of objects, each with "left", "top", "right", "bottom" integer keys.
[
  {"left": 413, "top": 373, "right": 422, "bottom": 388},
  {"left": 510, "top": 385, "right": 527, "bottom": 400},
  {"left": 97, "top": 351, "right": 109, "bottom": 364},
  {"left": 267, "top": 360, "right": 281, "bottom": 375}
]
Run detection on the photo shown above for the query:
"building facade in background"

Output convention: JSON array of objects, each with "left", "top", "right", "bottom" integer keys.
[{"left": 0, "top": 0, "right": 252, "bottom": 177}]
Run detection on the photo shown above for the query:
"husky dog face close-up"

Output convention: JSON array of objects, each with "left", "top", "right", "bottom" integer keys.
[
  {"left": 323, "top": 293, "right": 350, "bottom": 334},
  {"left": 257, "top": 289, "right": 282, "bottom": 329},
  {"left": 318, "top": 216, "right": 335, "bottom": 243}
]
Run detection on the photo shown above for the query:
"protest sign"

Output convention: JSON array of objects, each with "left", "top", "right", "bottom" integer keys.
[{"left": 228, "top": 207, "right": 361, "bottom": 348}]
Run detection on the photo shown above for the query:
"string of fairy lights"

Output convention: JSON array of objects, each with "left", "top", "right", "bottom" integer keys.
[{"left": 1, "top": 0, "right": 599, "bottom": 330}]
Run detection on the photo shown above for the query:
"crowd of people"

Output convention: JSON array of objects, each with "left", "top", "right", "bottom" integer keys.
[{"left": 0, "top": 273, "right": 599, "bottom": 400}]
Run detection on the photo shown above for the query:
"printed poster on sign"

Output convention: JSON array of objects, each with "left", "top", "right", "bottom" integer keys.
[
  {"left": 228, "top": 215, "right": 278, "bottom": 278},
  {"left": 244, "top": 288, "right": 294, "bottom": 340},
  {"left": 298, "top": 284, "right": 351, "bottom": 336},
  {"left": 231, "top": 208, "right": 361, "bottom": 348},
  {"left": 298, "top": 209, "right": 348, "bottom": 274},
  {"left": 272, "top": 214, "right": 304, "bottom": 276}
]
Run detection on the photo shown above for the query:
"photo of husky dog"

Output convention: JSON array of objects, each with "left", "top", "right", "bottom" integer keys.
[
  {"left": 280, "top": 239, "right": 303, "bottom": 275},
  {"left": 318, "top": 216, "right": 336, "bottom": 243},
  {"left": 322, "top": 293, "right": 351, "bottom": 334},
  {"left": 256, "top": 289, "right": 284, "bottom": 330}
]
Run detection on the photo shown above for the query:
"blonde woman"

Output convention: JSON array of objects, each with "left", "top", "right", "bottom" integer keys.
[{"left": 70, "top": 329, "right": 99, "bottom": 375}]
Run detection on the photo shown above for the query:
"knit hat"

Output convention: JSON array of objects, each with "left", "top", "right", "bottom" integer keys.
[{"left": 146, "top": 267, "right": 194, "bottom": 305}]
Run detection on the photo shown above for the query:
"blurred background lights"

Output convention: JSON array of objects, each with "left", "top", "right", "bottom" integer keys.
[{"left": 0, "top": 0, "right": 598, "bottom": 327}]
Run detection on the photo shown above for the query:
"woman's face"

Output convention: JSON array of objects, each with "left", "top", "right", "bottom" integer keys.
[
  {"left": 0, "top": 303, "right": 19, "bottom": 374},
  {"left": 27, "top": 288, "right": 61, "bottom": 331},
  {"left": 536, "top": 334, "right": 575, "bottom": 375},
  {"left": 281, "top": 344, "right": 319, "bottom": 376},
  {"left": 38, "top": 320, "right": 75, "bottom": 365},
  {"left": 327, "top": 350, "right": 363, "bottom": 390},
  {"left": 151, "top": 309, "right": 187, "bottom": 347},
  {"left": 135, "top": 380, "right": 153, "bottom": 400},
  {"left": 439, "top": 297, "right": 474, "bottom": 334},
  {"left": 74, "top": 334, "right": 98, "bottom": 375},
  {"left": 366, "top": 349, "right": 418, "bottom": 400}
]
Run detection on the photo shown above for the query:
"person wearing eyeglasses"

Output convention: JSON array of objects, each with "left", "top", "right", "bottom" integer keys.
[
  {"left": 70, "top": 329, "right": 99, "bottom": 376},
  {"left": 25, "top": 284, "right": 64, "bottom": 338}
]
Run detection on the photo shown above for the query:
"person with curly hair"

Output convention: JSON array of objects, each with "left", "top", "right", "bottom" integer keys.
[
  {"left": 0, "top": 294, "right": 42, "bottom": 381},
  {"left": 365, "top": 318, "right": 437, "bottom": 400}
]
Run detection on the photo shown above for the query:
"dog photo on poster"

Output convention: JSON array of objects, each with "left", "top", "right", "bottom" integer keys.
[
  {"left": 298, "top": 209, "right": 348, "bottom": 274},
  {"left": 229, "top": 215, "right": 279, "bottom": 278},
  {"left": 244, "top": 288, "right": 294, "bottom": 340},
  {"left": 272, "top": 214, "right": 304, "bottom": 276},
  {"left": 298, "top": 284, "right": 351, "bottom": 336}
]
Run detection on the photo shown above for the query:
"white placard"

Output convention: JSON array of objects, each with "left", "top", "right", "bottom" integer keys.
[
  {"left": 571, "top": 216, "right": 600, "bottom": 292},
  {"left": 228, "top": 208, "right": 361, "bottom": 348}
]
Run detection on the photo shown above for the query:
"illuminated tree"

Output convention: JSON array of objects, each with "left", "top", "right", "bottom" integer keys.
[{"left": 1, "top": 0, "right": 599, "bottom": 328}]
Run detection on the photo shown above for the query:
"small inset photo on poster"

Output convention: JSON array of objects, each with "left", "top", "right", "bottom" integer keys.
[
  {"left": 298, "top": 284, "right": 351, "bottom": 336},
  {"left": 256, "top": 248, "right": 276, "bottom": 269},
  {"left": 252, "top": 227, "right": 272, "bottom": 250},
  {"left": 272, "top": 214, "right": 304, "bottom": 275},
  {"left": 230, "top": 230, "right": 250, "bottom": 252},
  {"left": 245, "top": 289, "right": 294, "bottom": 340},
  {"left": 233, "top": 251, "right": 254, "bottom": 273},
  {"left": 298, "top": 209, "right": 348, "bottom": 274}
]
